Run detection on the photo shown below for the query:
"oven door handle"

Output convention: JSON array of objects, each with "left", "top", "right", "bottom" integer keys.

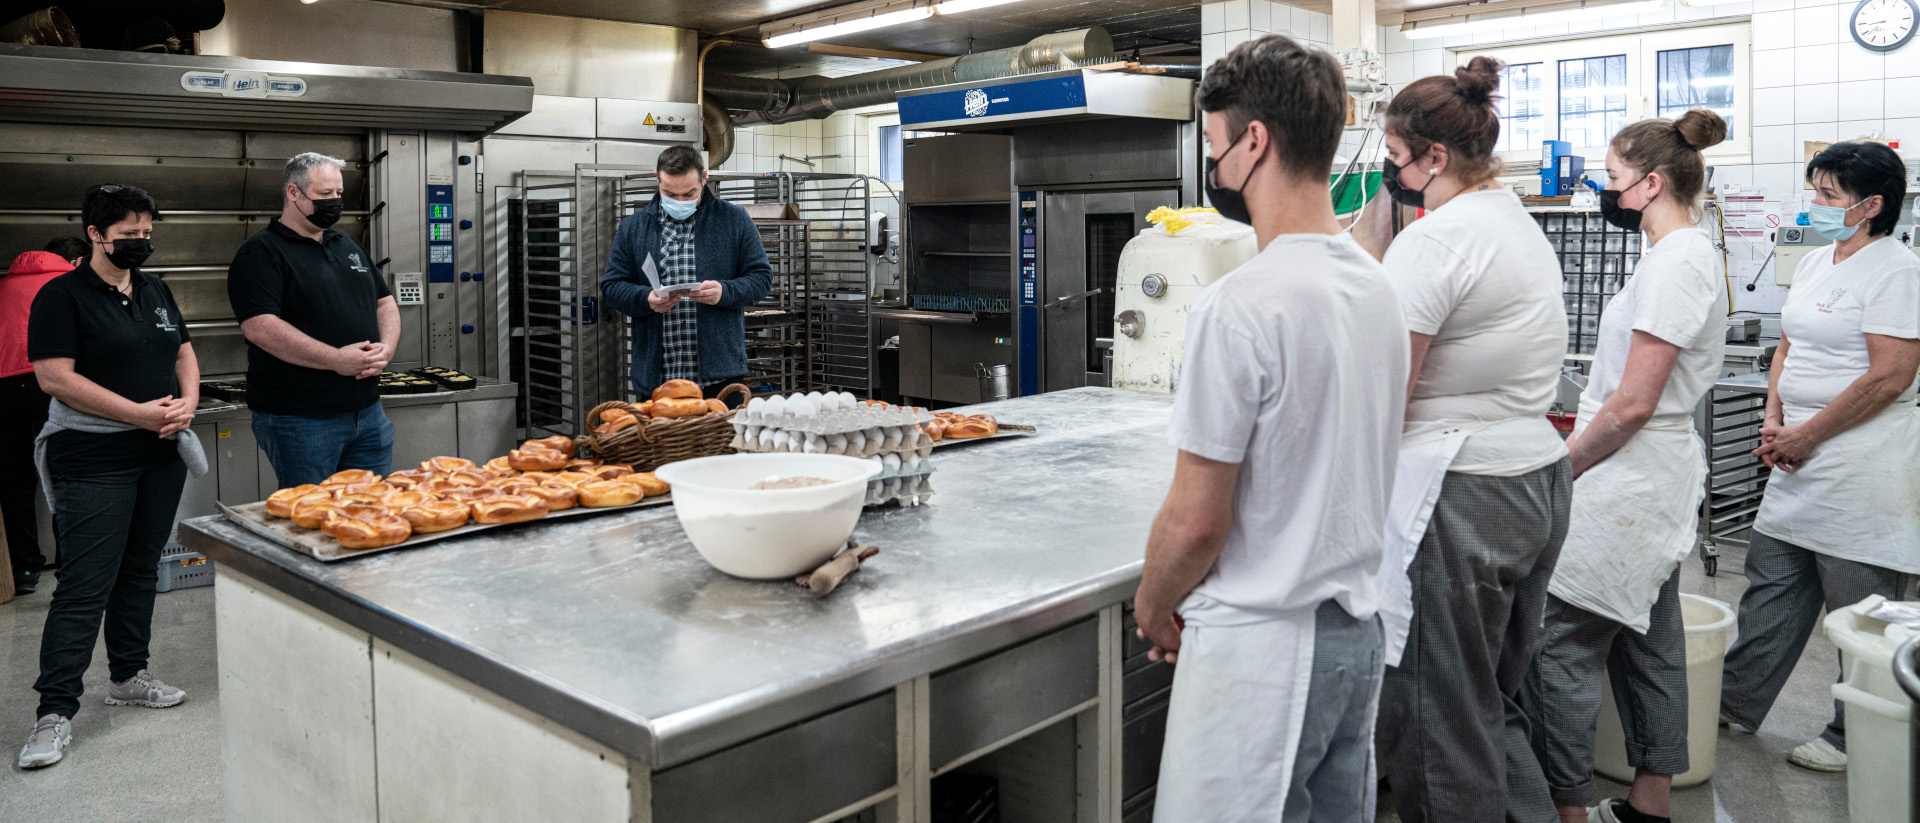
[{"left": 1042, "top": 288, "right": 1103, "bottom": 311}]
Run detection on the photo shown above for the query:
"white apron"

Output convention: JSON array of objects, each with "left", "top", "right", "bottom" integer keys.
[
  {"left": 1547, "top": 418, "right": 1707, "bottom": 633},
  {"left": 1154, "top": 594, "right": 1366, "bottom": 822},
  {"left": 1753, "top": 404, "right": 1920, "bottom": 572},
  {"left": 1379, "top": 426, "right": 1471, "bottom": 667}
]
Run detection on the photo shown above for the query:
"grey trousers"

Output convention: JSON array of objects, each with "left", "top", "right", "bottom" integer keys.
[
  {"left": 1378, "top": 462, "right": 1571, "bottom": 823},
  {"left": 1282, "top": 600, "right": 1387, "bottom": 823},
  {"left": 1721, "top": 530, "right": 1906, "bottom": 750},
  {"left": 1520, "top": 570, "right": 1689, "bottom": 807}
]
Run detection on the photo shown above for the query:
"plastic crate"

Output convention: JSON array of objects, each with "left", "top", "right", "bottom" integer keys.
[{"left": 156, "top": 550, "right": 214, "bottom": 593}]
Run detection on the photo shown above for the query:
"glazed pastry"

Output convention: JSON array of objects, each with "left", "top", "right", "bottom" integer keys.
[
  {"left": 649, "top": 397, "right": 707, "bottom": 419},
  {"left": 264, "top": 485, "right": 320, "bottom": 518},
  {"left": 384, "top": 468, "right": 438, "bottom": 490},
  {"left": 529, "top": 436, "right": 575, "bottom": 456},
  {"left": 321, "top": 469, "right": 380, "bottom": 487},
  {"left": 508, "top": 447, "right": 568, "bottom": 472},
  {"left": 524, "top": 482, "right": 579, "bottom": 511},
  {"left": 588, "top": 464, "right": 634, "bottom": 481},
  {"left": 621, "top": 472, "right": 670, "bottom": 497},
  {"left": 565, "top": 458, "right": 604, "bottom": 472},
  {"left": 421, "top": 456, "right": 476, "bottom": 474},
  {"left": 321, "top": 506, "right": 412, "bottom": 550},
  {"left": 290, "top": 495, "right": 345, "bottom": 530},
  {"left": 395, "top": 498, "right": 470, "bottom": 533},
  {"left": 577, "top": 480, "right": 643, "bottom": 507},
  {"left": 446, "top": 468, "right": 496, "bottom": 487},
  {"left": 651, "top": 378, "right": 702, "bottom": 402},
  {"left": 484, "top": 456, "right": 516, "bottom": 475},
  {"left": 471, "top": 493, "right": 549, "bottom": 524}
]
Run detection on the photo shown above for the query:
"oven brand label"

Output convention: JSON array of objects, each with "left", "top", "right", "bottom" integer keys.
[{"left": 180, "top": 70, "right": 308, "bottom": 99}]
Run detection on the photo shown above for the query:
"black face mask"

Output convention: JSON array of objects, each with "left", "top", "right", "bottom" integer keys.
[
  {"left": 1204, "top": 127, "right": 1262, "bottom": 225},
  {"left": 302, "top": 190, "right": 345, "bottom": 230},
  {"left": 1598, "top": 179, "right": 1645, "bottom": 232},
  {"left": 1380, "top": 159, "right": 1434, "bottom": 209},
  {"left": 102, "top": 238, "right": 153, "bottom": 270}
]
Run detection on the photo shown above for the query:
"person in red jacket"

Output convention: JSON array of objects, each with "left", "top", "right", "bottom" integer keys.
[{"left": 1, "top": 238, "right": 88, "bottom": 594}]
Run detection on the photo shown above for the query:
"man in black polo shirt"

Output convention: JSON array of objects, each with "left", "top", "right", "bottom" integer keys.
[{"left": 228, "top": 152, "right": 397, "bottom": 486}]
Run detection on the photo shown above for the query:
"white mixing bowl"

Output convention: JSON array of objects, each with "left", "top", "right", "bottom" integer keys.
[{"left": 654, "top": 453, "right": 881, "bottom": 579}]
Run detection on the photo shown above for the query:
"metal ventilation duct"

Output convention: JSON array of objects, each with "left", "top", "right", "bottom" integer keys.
[
  {"left": 0, "top": 43, "right": 533, "bottom": 139},
  {"left": 709, "top": 27, "right": 1113, "bottom": 125}
]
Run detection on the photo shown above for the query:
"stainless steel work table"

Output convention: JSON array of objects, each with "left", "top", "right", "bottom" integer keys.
[{"left": 180, "top": 387, "right": 1178, "bottom": 823}]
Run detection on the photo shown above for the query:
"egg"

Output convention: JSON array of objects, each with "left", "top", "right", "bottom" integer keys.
[
  {"left": 827, "top": 433, "right": 849, "bottom": 455},
  {"left": 882, "top": 453, "right": 902, "bottom": 472},
  {"left": 762, "top": 395, "right": 788, "bottom": 418},
  {"left": 805, "top": 391, "right": 825, "bottom": 407},
  {"left": 757, "top": 428, "right": 778, "bottom": 451},
  {"left": 848, "top": 429, "right": 868, "bottom": 454},
  {"left": 882, "top": 426, "right": 904, "bottom": 450},
  {"left": 786, "top": 396, "right": 816, "bottom": 419},
  {"left": 744, "top": 396, "right": 765, "bottom": 420}
]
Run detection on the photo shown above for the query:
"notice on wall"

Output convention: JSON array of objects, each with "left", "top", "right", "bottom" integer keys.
[{"left": 1715, "top": 193, "right": 1792, "bottom": 315}]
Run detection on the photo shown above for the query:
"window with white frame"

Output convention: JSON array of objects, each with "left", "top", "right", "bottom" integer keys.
[{"left": 1461, "top": 22, "right": 1750, "bottom": 169}]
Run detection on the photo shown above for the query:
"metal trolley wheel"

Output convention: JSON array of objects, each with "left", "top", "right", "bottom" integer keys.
[{"left": 1700, "top": 539, "right": 1720, "bottom": 577}]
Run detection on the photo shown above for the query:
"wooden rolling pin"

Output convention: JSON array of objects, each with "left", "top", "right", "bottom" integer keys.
[{"left": 797, "top": 544, "right": 879, "bottom": 595}]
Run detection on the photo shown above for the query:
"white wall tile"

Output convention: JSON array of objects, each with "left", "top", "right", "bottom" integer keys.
[
  {"left": 1385, "top": 24, "right": 1413, "bottom": 54},
  {"left": 1887, "top": 42, "right": 1920, "bottom": 77},
  {"left": 1202, "top": 32, "right": 1228, "bottom": 64},
  {"left": 1223, "top": 0, "right": 1250, "bottom": 32},
  {"left": 1755, "top": 47, "right": 1797, "bottom": 88},
  {"left": 1835, "top": 79, "right": 1884, "bottom": 119},
  {"left": 1387, "top": 51, "right": 1414, "bottom": 86},
  {"left": 1225, "top": 29, "right": 1254, "bottom": 50},
  {"left": 1754, "top": 124, "right": 1798, "bottom": 163},
  {"left": 1752, "top": 10, "right": 1796, "bottom": 50},
  {"left": 1796, "top": 121, "right": 1839, "bottom": 148},
  {"left": 1755, "top": 87, "right": 1796, "bottom": 125},
  {"left": 1753, "top": 0, "right": 1794, "bottom": 10},
  {"left": 1797, "top": 82, "right": 1840, "bottom": 122},
  {"left": 1441, "top": 32, "right": 1474, "bottom": 47},
  {"left": 1837, "top": 118, "right": 1887, "bottom": 138},
  {"left": 1839, "top": 45, "right": 1886, "bottom": 81},
  {"left": 1887, "top": 116, "right": 1920, "bottom": 139},
  {"left": 1795, "top": 44, "right": 1840, "bottom": 84},
  {"left": 1890, "top": 77, "right": 1920, "bottom": 117},
  {"left": 1795, "top": 0, "right": 1837, "bottom": 8},
  {"left": 1678, "top": 3, "right": 1717, "bottom": 22},
  {"left": 1311, "top": 10, "right": 1330, "bottom": 42},
  {"left": 1755, "top": 162, "right": 1800, "bottom": 196},
  {"left": 1293, "top": 6, "right": 1314, "bottom": 36},
  {"left": 1795, "top": 5, "right": 1838, "bottom": 45},
  {"left": 1414, "top": 47, "right": 1445, "bottom": 79},
  {"left": 1250, "top": 0, "right": 1272, "bottom": 32},
  {"left": 1711, "top": 1, "right": 1754, "bottom": 14},
  {"left": 1203, "top": 1, "right": 1225, "bottom": 35}
]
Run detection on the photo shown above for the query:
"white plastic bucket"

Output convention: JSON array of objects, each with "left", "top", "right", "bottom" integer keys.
[
  {"left": 1826, "top": 595, "right": 1917, "bottom": 823},
  {"left": 1594, "top": 593, "right": 1736, "bottom": 787}
]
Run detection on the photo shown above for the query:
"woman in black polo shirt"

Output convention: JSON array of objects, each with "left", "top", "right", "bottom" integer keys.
[{"left": 17, "top": 185, "right": 207, "bottom": 770}]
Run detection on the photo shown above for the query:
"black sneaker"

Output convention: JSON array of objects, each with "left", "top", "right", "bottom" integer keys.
[{"left": 13, "top": 569, "right": 38, "bottom": 595}]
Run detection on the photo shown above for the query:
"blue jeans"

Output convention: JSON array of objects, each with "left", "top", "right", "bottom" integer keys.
[{"left": 251, "top": 404, "right": 394, "bottom": 487}]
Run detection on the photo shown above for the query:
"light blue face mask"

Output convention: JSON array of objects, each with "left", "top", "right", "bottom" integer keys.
[
  {"left": 1807, "top": 199, "right": 1866, "bottom": 241},
  {"left": 661, "top": 194, "right": 698, "bottom": 221}
]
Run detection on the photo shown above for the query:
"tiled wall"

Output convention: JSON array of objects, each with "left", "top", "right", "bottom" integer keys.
[{"left": 713, "top": 110, "right": 875, "bottom": 176}]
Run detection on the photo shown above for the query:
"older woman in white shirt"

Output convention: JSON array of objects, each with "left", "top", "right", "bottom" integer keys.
[
  {"left": 1519, "top": 110, "right": 1730, "bottom": 823},
  {"left": 1720, "top": 140, "right": 1920, "bottom": 774},
  {"left": 1356, "top": 55, "right": 1571, "bottom": 823}
]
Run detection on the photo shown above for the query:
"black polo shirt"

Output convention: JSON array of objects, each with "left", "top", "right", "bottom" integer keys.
[
  {"left": 227, "top": 219, "right": 391, "bottom": 416},
  {"left": 27, "top": 262, "right": 191, "bottom": 470}
]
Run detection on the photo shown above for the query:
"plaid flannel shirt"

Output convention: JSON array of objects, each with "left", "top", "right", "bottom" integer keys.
[{"left": 658, "top": 212, "right": 699, "bottom": 382}]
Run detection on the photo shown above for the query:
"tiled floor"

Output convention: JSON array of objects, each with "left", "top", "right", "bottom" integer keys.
[{"left": 0, "top": 541, "right": 1861, "bottom": 821}]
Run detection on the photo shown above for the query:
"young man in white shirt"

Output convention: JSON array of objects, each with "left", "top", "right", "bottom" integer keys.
[{"left": 1135, "top": 34, "right": 1410, "bottom": 823}]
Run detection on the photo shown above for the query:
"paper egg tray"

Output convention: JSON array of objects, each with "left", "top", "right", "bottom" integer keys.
[
  {"left": 732, "top": 404, "right": 934, "bottom": 436},
  {"left": 867, "top": 472, "right": 934, "bottom": 507},
  {"left": 731, "top": 424, "right": 935, "bottom": 460}
]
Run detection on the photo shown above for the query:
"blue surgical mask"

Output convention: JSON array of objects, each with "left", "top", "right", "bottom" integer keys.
[
  {"left": 660, "top": 195, "right": 698, "bottom": 221},
  {"left": 1808, "top": 200, "right": 1866, "bottom": 241}
]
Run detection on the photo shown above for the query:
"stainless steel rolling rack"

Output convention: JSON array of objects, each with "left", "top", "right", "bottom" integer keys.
[
  {"left": 1531, "top": 209, "right": 1643, "bottom": 354},
  {"left": 515, "top": 165, "right": 637, "bottom": 438},
  {"left": 613, "top": 171, "right": 878, "bottom": 398}
]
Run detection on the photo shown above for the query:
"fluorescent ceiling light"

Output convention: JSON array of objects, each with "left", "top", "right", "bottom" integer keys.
[
  {"left": 763, "top": 5, "right": 934, "bottom": 48},
  {"left": 935, "top": 0, "right": 1023, "bottom": 13},
  {"left": 1402, "top": 0, "right": 1667, "bottom": 39}
]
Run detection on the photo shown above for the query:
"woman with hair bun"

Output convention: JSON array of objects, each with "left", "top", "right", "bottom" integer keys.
[
  {"left": 1359, "top": 54, "right": 1572, "bottom": 823},
  {"left": 1519, "top": 109, "right": 1730, "bottom": 823}
]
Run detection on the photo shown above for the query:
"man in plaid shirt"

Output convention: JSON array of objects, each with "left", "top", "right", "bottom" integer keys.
[{"left": 602, "top": 146, "right": 772, "bottom": 401}]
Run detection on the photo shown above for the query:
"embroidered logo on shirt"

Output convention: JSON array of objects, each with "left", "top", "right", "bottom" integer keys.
[
  {"left": 1816, "top": 287, "right": 1847, "bottom": 314},
  {"left": 154, "top": 306, "right": 177, "bottom": 332},
  {"left": 347, "top": 252, "right": 369, "bottom": 273}
]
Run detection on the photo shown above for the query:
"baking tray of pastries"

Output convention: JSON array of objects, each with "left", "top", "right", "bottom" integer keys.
[
  {"left": 218, "top": 437, "right": 673, "bottom": 562},
  {"left": 925, "top": 413, "right": 1034, "bottom": 449}
]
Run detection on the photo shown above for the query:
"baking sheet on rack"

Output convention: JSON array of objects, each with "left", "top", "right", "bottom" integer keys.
[
  {"left": 931, "top": 424, "right": 1035, "bottom": 449},
  {"left": 218, "top": 495, "right": 672, "bottom": 563}
]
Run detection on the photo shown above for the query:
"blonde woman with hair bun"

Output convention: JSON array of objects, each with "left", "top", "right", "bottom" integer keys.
[{"left": 1517, "top": 109, "right": 1729, "bottom": 823}]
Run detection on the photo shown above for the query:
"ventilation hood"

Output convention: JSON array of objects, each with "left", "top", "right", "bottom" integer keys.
[
  {"left": 896, "top": 68, "right": 1193, "bottom": 133},
  {"left": 0, "top": 43, "right": 533, "bottom": 138}
]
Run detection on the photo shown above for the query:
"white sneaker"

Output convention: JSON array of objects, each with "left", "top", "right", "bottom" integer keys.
[
  {"left": 104, "top": 670, "right": 186, "bottom": 709},
  {"left": 1788, "top": 737, "right": 1847, "bottom": 772},
  {"left": 17, "top": 714, "right": 71, "bottom": 769}
]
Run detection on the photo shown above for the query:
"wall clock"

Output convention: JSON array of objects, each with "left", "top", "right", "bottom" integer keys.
[{"left": 1853, "top": 0, "right": 1918, "bottom": 52}]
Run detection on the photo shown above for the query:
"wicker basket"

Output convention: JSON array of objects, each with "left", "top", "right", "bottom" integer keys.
[{"left": 581, "top": 384, "right": 750, "bottom": 472}]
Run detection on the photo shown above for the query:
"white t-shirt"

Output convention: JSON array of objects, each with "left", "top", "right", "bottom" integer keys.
[
  {"left": 1779, "top": 235, "right": 1920, "bottom": 421},
  {"left": 1578, "top": 227, "right": 1728, "bottom": 429},
  {"left": 1167, "top": 233, "right": 1410, "bottom": 619},
  {"left": 1382, "top": 189, "right": 1571, "bottom": 474}
]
